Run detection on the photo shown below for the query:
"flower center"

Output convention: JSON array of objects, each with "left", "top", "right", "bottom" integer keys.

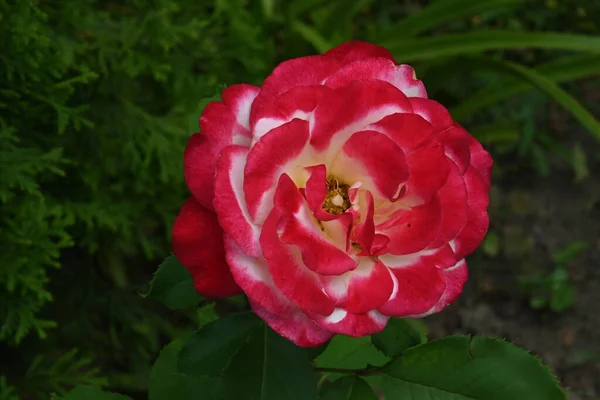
[{"left": 322, "top": 177, "right": 351, "bottom": 214}]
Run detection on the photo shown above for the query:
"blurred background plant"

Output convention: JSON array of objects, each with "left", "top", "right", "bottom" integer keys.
[{"left": 1, "top": 0, "right": 598, "bottom": 399}]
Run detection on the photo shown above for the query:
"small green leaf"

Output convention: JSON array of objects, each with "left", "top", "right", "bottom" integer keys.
[
  {"left": 482, "top": 231, "right": 500, "bottom": 257},
  {"left": 384, "top": 31, "right": 600, "bottom": 62},
  {"left": 316, "top": 335, "right": 389, "bottom": 370},
  {"left": 178, "top": 312, "right": 260, "bottom": 377},
  {"left": 380, "top": 335, "right": 565, "bottom": 400},
  {"left": 320, "top": 376, "right": 378, "bottom": 400},
  {"left": 217, "top": 324, "right": 317, "bottom": 400},
  {"left": 549, "top": 284, "right": 574, "bottom": 313},
  {"left": 143, "top": 255, "right": 203, "bottom": 310},
  {"left": 149, "top": 341, "right": 217, "bottom": 400},
  {"left": 378, "top": 0, "right": 526, "bottom": 38},
  {"left": 291, "top": 21, "right": 333, "bottom": 53},
  {"left": 572, "top": 143, "right": 590, "bottom": 182},
  {"left": 372, "top": 318, "right": 425, "bottom": 358},
  {"left": 61, "top": 386, "right": 131, "bottom": 400}
]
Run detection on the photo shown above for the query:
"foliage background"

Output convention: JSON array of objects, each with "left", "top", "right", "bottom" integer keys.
[{"left": 1, "top": 0, "right": 598, "bottom": 399}]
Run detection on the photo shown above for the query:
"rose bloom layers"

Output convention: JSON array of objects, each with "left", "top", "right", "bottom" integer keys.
[{"left": 172, "top": 41, "right": 493, "bottom": 347}]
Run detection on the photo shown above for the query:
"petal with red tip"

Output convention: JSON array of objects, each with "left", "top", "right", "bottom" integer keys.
[
  {"left": 322, "top": 258, "right": 394, "bottom": 314},
  {"left": 409, "top": 98, "right": 454, "bottom": 133},
  {"left": 324, "top": 41, "right": 397, "bottom": 65},
  {"left": 378, "top": 196, "right": 442, "bottom": 255},
  {"left": 274, "top": 174, "right": 357, "bottom": 275},
  {"left": 251, "top": 86, "right": 331, "bottom": 142},
  {"left": 437, "top": 124, "right": 471, "bottom": 174},
  {"left": 325, "top": 58, "right": 427, "bottom": 98},
  {"left": 453, "top": 167, "right": 491, "bottom": 259},
  {"left": 185, "top": 84, "right": 259, "bottom": 210},
  {"left": 172, "top": 198, "right": 242, "bottom": 297},
  {"left": 366, "top": 113, "right": 434, "bottom": 152},
  {"left": 260, "top": 205, "right": 336, "bottom": 316},
  {"left": 468, "top": 136, "right": 494, "bottom": 189},
  {"left": 332, "top": 130, "right": 408, "bottom": 201},
  {"left": 403, "top": 140, "right": 451, "bottom": 202},
  {"left": 244, "top": 119, "right": 310, "bottom": 224},
  {"left": 429, "top": 162, "right": 468, "bottom": 249},
  {"left": 251, "top": 301, "right": 334, "bottom": 348},
  {"left": 408, "top": 259, "right": 468, "bottom": 318},
  {"left": 213, "top": 145, "right": 262, "bottom": 257},
  {"left": 377, "top": 257, "right": 446, "bottom": 317},
  {"left": 224, "top": 237, "right": 294, "bottom": 317},
  {"left": 312, "top": 309, "right": 390, "bottom": 337},
  {"left": 310, "top": 80, "right": 413, "bottom": 153}
]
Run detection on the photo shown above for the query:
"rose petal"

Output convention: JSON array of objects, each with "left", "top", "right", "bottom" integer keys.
[
  {"left": 407, "top": 259, "right": 468, "bottom": 318},
  {"left": 403, "top": 139, "right": 451, "bottom": 202},
  {"left": 251, "top": 301, "right": 334, "bottom": 348},
  {"left": 378, "top": 196, "right": 442, "bottom": 255},
  {"left": 224, "top": 236, "right": 294, "bottom": 317},
  {"left": 453, "top": 167, "right": 490, "bottom": 259},
  {"left": 332, "top": 130, "right": 408, "bottom": 201},
  {"left": 437, "top": 124, "right": 471, "bottom": 175},
  {"left": 322, "top": 258, "right": 394, "bottom": 314},
  {"left": 468, "top": 135, "right": 494, "bottom": 189},
  {"left": 261, "top": 204, "right": 336, "bottom": 316},
  {"left": 213, "top": 145, "right": 262, "bottom": 257},
  {"left": 324, "top": 41, "right": 397, "bottom": 65},
  {"left": 275, "top": 174, "right": 357, "bottom": 275},
  {"left": 310, "top": 80, "right": 413, "bottom": 154},
  {"left": 184, "top": 84, "right": 259, "bottom": 210},
  {"left": 172, "top": 198, "right": 242, "bottom": 297},
  {"left": 251, "top": 86, "right": 331, "bottom": 142},
  {"left": 325, "top": 58, "right": 427, "bottom": 98},
  {"left": 366, "top": 112, "right": 435, "bottom": 152},
  {"left": 244, "top": 119, "right": 310, "bottom": 224},
  {"left": 312, "top": 308, "right": 390, "bottom": 337},
  {"left": 409, "top": 97, "right": 454, "bottom": 133},
  {"left": 378, "top": 257, "right": 446, "bottom": 317}
]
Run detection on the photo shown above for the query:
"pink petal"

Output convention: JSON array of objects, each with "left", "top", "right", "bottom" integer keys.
[
  {"left": 184, "top": 84, "right": 259, "bottom": 210},
  {"left": 274, "top": 174, "right": 357, "bottom": 275},
  {"left": 378, "top": 196, "right": 442, "bottom": 255},
  {"left": 304, "top": 164, "right": 333, "bottom": 221},
  {"left": 453, "top": 167, "right": 491, "bottom": 259},
  {"left": 324, "top": 41, "right": 397, "bottom": 65},
  {"left": 224, "top": 236, "right": 294, "bottom": 317},
  {"left": 404, "top": 139, "right": 451, "bottom": 202},
  {"left": 253, "top": 55, "right": 341, "bottom": 108},
  {"left": 437, "top": 124, "right": 471, "bottom": 175},
  {"left": 250, "top": 86, "right": 331, "bottom": 141},
  {"left": 366, "top": 112, "right": 434, "bottom": 152},
  {"left": 312, "top": 308, "right": 390, "bottom": 337},
  {"left": 244, "top": 119, "right": 310, "bottom": 224},
  {"left": 325, "top": 58, "right": 427, "bottom": 98},
  {"left": 334, "top": 130, "right": 408, "bottom": 201},
  {"left": 468, "top": 135, "right": 494, "bottom": 189},
  {"left": 322, "top": 258, "right": 394, "bottom": 314},
  {"left": 429, "top": 163, "right": 468, "bottom": 249},
  {"left": 353, "top": 190, "right": 376, "bottom": 255},
  {"left": 409, "top": 97, "right": 454, "bottom": 133},
  {"left": 377, "top": 258, "right": 446, "bottom": 317},
  {"left": 251, "top": 301, "right": 334, "bottom": 348},
  {"left": 260, "top": 205, "right": 336, "bottom": 316},
  {"left": 409, "top": 259, "right": 468, "bottom": 317},
  {"left": 310, "top": 80, "right": 413, "bottom": 153},
  {"left": 172, "top": 198, "right": 242, "bottom": 297},
  {"left": 213, "top": 145, "right": 262, "bottom": 257}
]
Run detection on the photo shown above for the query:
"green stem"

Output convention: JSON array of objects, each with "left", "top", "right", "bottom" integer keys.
[{"left": 315, "top": 367, "right": 380, "bottom": 376}]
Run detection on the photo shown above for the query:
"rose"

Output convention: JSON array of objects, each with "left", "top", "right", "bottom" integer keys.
[{"left": 172, "top": 41, "right": 492, "bottom": 347}]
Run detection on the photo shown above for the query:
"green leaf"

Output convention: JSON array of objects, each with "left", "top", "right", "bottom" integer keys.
[
  {"left": 319, "top": 376, "right": 378, "bottom": 400},
  {"left": 371, "top": 318, "right": 425, "bottom": 358},
  {"left": 552, "top": 241, "right": 589, "bottom": 265},
  {"left": 451, "top": 55, "right": 600, "bottom": 120},
  {"left": 178, "top": 312, "right": 260, "bottom": 377},
  {"left": 61, "top": 386, "right": 131, "bottom": 400},
  {"left": 549, "top": 284, "right": 574, "bottom": 313},
  {"left": 383, "top": 31, "right": 600, "bottom": 62},
  {"left": 217, "top": 324, "right": 318, "bottom": 400},
  {"left": 318, "top": 0, "right": 374, "bottom": 41},
  {"left": 380, "top": 335, "right": 565, "bottom": 399},
  {"left": 149, "top": 341, "right": 217, "bottom": 400},
  {"left": 292, "top": 21, "right": 333, "bottom": 53},
  {"left": 316, "top": 335, "right": 389, "bottom": 370},
  {"left": 379, "top": 0, "right": 526, "bottom": 38},
  {"left": 143, "top": 254, "right": 203, "bottom": 310},
  {"left": 572, "top": 143, "right": 590, "bottom": 182},
  {"left": 487, "top": 59, "right": 600, "bottom": 140}
]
